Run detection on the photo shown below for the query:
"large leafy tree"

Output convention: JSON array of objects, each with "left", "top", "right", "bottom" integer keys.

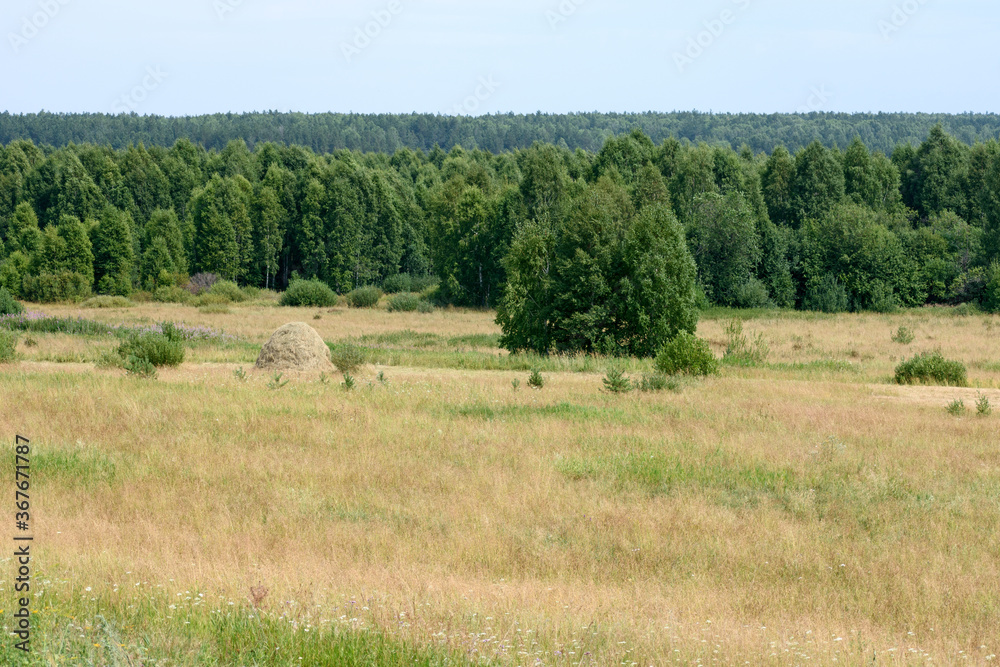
[
  {"left": 792, "top": 140, "right": 845, "bottom": 225},
  {"left": 686, "top": 191, "right": 762, "bottom": 307},
  {"left": 802, "top": 203, "right": 923, "bottom": 311},
  {"left": 190, "top": 175, "right": 253, "bottom": 281},
  {"left": 92, "top": 206, "right": 135, "bottom": 296},
  {"left": 498, "top": 178, "right": 697, "bottom": 357}
]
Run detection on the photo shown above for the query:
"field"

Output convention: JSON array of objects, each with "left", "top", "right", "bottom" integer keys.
[{"left": 2, "top": 297, "right": 999, "bottom": 665}]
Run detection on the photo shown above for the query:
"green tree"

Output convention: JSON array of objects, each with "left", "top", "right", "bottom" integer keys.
[
  {"left": 141, "top": 236, "right": 177, "bottom": 289},
  {"left": 7, "top": 202, "right": 42, "bottom": 256},
  {"left": 687, "top": 191, "right": 762, "bottom": 307},
  {"left": 498, "top": 180, "right": 697, "bottom": 357},
  {"left": 253, "top": 185, "right": 285, "bottom": 289},
  {"left": 92, "top": 206, "right": 135, "bottom": 295},
  {"left": 792, "top": 140, "right": 845, "bottom": 225},
  {"left": 144, "top": 208, "right": 187, "bottom": 274},
  {"left": 58, "top": 215, "right": 95, "bottom": 288},
  {"left": 802, "top": 203, "right": 922, "bottom": 311}
]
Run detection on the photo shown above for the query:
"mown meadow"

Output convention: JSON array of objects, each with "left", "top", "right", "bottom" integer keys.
[{"left": 1, "top": 295, "right": 999, "bottom": 665}]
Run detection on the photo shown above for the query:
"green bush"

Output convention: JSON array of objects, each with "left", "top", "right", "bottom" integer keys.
[
  {"left": 22, "top": 272, "right": 91, "bottom": 303},
  {"left": 124, "top": 355, "right": 157, "bottom": 379},
  {"left": 527, "top": 369, "right": 545, "bottom": 389},
  {"left": 0, "top": 287, "right": 23, "bottom": 316},
  {"left": 976, "top": 393, "right": 992, "bottom": 417},
  {"left": 0, "top": 330, "right": 18, "bottom": 363},
  {"left": 891, "top": 326, "right": 915, "bottom": 344},
  {"left": 280, "top": 279, "right": 338, "bottom": 308},
  {"left": 190, "top": 293, "right": 230, "bottom": 307},
  {"left": 894, "top": 352, "right": 967, "bottom": 387},
  {"left": 804, "top": 275, "right": 849, "bottom": 313},
  {"left": 153, "top": 285, "right": 191, "bottom": 303},
  {"left": 81, "top": 296, "right": 134, "bottom": 309},
  {"left": 386, "top": 293, "right": 424, "bottom": 313},
  {"left": 330, "top": 344, "right": 367, "bottom": 373},
  {"left": 654, "top": 332, "right": 719, "bottom": 376},
  {"left": 382, "top": 274, "right": 412, "bottom": 294},
  {"left": 723, "top": 319, "right": 769, "bottom": 367},
  {"left": 208, "top": 280, "right": 249, "bottom": 303},
  {"left": 347, "top": 286, "right": 383, "bottom": 308},
  {"left": 602, "top": 366, "right": 633, "bottom": 394},
  {"left": 639, "top": 373, "right": 682, "bottom": 393},
  {"left": 734, "top": 279, "right": 771, "bottom": 309},
  {"left": 118, "top": 332, "right": 185, "bottom": 368},
  {"left": 946, "top": 399, "right": 966, "bottom": 416}
]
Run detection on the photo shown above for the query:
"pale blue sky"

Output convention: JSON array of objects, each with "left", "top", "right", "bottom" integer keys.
[{"left": 1, "top": 0, "right": 996, "bottom": 116}]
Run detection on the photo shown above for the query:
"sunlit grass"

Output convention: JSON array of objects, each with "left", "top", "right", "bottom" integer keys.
[{"left": 1, "top": 302, "right": 999, "bottom": 664}]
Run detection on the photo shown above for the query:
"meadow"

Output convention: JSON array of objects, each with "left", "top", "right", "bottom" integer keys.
[{"left": 1, "top": 296, "right": 999, "bottom": 665}]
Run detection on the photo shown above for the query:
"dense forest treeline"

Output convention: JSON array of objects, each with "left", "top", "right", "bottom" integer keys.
[
  {"left": 2, "top": 125, "right": 1000, "bottom": 325},
  {"left": 3, "top": 111, "right": 1000, "bottom": 156}
]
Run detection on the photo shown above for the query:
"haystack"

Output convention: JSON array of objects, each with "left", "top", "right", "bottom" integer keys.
[{"left": 255, "top": 322, "right": 333, "bottom": 372}]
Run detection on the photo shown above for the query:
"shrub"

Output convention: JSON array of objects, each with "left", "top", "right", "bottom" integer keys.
[
  {"left": 186, "top": 273, "right": 219, "bottom": 295},
  {"left": 946, "top": 399, "right": 966, "bottom": 416},
  {"left": 602, "top": 366, "right": 633, "bottom": 394},
  {"left": 382, "top": 274, "right": 413, "bottom": 294},
  {"left": 976, "top": 393, "right": 992, "bottom": 417},
  {"left": 867, "top": 282, "right": 900, "bottom": 313},
  {"left": 734, "top": 279, "right": 771, "bottom": 309},
  {"left": 527, "top": 369, "right": 545, "bottom": 389},
  {"left": 639, "top": 373, "right": 682, "bottom": 393},
  {"left": 804, "top": 275, "right": 849, "bottom": 313},
  {"left": 124, "top": 355, "right": 157, "bottom": 379},
  {"left": 894, "top": 352, "right": 967, "bottom": 387},
  {"left": 208, "top": 280, "right": 249, "bottom": 303},
  {"left": 0, "top": 287, "right": 23, "bottom": 316},
  {"left": 153, "top": 286, "right": 191, "bottom": 303},
  {"left": 330, "top": 344, "right": 367, "bottom": 373},
  {"left": 81, "top": 296, "right": 134, "bottom": 309},
  {"left": 158, "top": 322, "right": 185, "bottom": 344},
  {"left": 22, "top": 272, "right": 91, "bottom": 303},
  {"left": 342, "top": 373, "right": 356, "bottom": 391},
  {"left": 952, "top": 302, "right": 981, "bottom": 317},
  {"left": 118, "top": 332, "right": 185, "bottom": 368},
  {"left": 280, "top": 279, "right": 338, "bottom": 308},
  {"left": 654, "top": 331, "right": 719, "bottom": 376},
  {"left": 347, "top": 286, "right": 382, "bottom": 308},
  {"left": 190, "top": 293, "right": 230, "bottom": 307},
  {"left": 892, "top": 326, "right": 915, "bottom": 345},
  {"left": 416, "top": 300, "right": 435, "bottom": 313},
  {"left": 0, "top": 330, "right": 18, "bottom": 363},
  {"left": 723, "top": 319, "right": 769, "bottom": 367},
  {"left": 386, "top": 293, "right": 423, "bottom": 313}
]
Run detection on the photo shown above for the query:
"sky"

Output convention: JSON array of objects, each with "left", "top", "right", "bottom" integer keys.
[{"left": 1, "top": 0, "right": 997, "bottom": 117}]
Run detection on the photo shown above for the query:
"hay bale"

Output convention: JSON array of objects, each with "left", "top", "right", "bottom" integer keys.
[{"left": 255, "top": 322, "right": 333, "bottom": 372}]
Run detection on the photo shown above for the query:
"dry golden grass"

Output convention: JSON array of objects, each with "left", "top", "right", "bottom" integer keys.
[{"left": 2, "top": 304, "right": 999, "bottom": 664}]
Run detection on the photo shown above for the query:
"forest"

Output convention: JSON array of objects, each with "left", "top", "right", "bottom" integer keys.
[
  {"left": 2, "top": 124, "right": 1000, "bottom": 339},
  {"left": 3, "top": 110, "right": 1000, "bottom": 155}
]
